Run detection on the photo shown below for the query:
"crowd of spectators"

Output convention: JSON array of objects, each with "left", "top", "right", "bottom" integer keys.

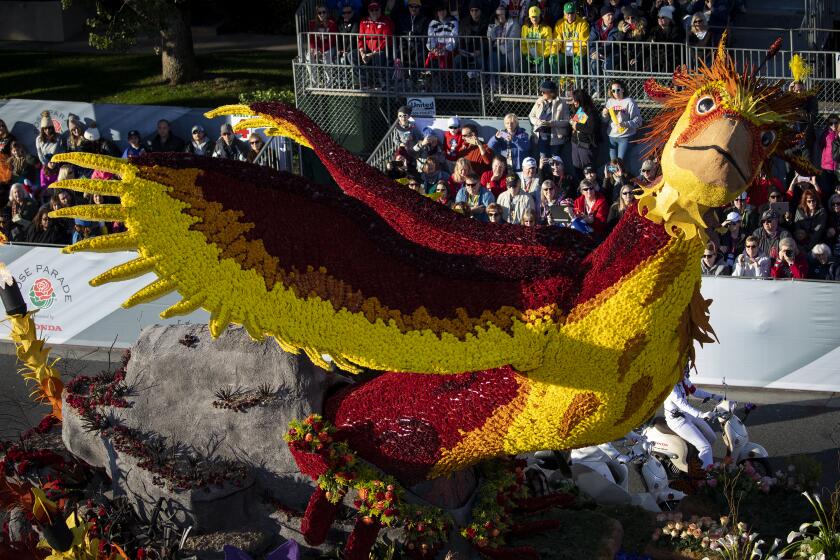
[
  {"left": 385, "top": 80, "right": 840, "bottom": 282},
  {"left": 0, "top": 111, "right": 267, "bottom": 247},
  {"left": 305, "top": 0, "right": 738, "bottom": 90}
]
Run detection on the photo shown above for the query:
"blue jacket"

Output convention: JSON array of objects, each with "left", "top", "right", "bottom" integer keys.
[{"left": 487, "top": 127, "right": 531, "bottom": 171}]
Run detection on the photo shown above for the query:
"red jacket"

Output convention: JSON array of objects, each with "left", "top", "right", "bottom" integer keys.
[
  {"left": 746, "top": 176, "right": 783, "bottom": 208},
  {"left": 770, "top": 253, "right": 808, "bottom": 279},
  {"left": 458, "top": 143, "right": 494, "bottom": 176},
  {"left": 358, "top": 16, "right": 394, "bottom": 53},
  {"left": 573, "top": 193, "right": 608, "bottom": 235},
  {"left": 481, "top": 170, "right": 507, "bottom": 198},
  {"left": 308, "top": 19, "right": 338, "bottom": 52}
]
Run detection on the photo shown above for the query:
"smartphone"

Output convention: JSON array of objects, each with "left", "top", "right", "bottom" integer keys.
[{"left": 607, "top": 165, "right": 617, "bottom": 173}]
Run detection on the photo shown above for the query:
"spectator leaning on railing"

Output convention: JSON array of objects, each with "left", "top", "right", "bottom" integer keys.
[
  {"left": 487, "top": 6, "right": 521, "bottom": 73},
  {"left": 554, "top": 2, "right": 588, "bottom": 75},
  {"left": 358, "top": 2, "right": 394, "bottom": 89},
  {"left": 521, "top": 6, "right": 555, "bottom": 74},
  {"left": 426, "top": 4, "right": 458, "bottom": 69}
]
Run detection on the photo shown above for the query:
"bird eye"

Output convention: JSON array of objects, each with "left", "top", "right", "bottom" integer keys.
[
  {"left": 760, "top": 130, "right": 776, "bottom": 148},
  {"left": 696, "top": 96, "right": 715, "bottom": 115}
]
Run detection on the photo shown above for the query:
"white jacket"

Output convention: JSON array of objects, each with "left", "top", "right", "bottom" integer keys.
[
  {"left": 732, "top": 252, "right": 771, "bottom": 278},
  {"left": 528, "top": 97, "right": 570, "bottom": 146},
  {"left": 664, "top": 377, "right": 716, "bottom": 420},
  {"left": 426, "top": 18, "right": 458, "bottom": 52}
]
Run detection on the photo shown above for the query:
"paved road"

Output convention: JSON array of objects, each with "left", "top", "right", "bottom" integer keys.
[{"left": 1, "top": 344, "right": 838, "bottom": 491}]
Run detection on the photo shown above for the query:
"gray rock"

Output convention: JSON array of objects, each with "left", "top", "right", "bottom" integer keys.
[{"left": 62, "top": 323, "right": 338, "bottom": 532}]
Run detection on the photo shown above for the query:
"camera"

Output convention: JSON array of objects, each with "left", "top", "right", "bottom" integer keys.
[{"left": 607, "top": 165, "right": 617, "bottom": 173}]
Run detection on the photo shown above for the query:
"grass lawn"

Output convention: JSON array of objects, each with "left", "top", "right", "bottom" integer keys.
[{"left": 0, "top": 50, "right": 294, "bottom": 108}]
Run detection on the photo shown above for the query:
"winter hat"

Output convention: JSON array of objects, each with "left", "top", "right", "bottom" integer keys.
[
  {"left": 83, "top": 122, "right": 101, "bottom": 142},
  {"left": 220, "top": 123, "right": 234, "bottom": 134},
  {"left": 540, "top": 79, "right": 558, "bottom": 92},
  {"left": 657, "top": 6, "right": 675, "bottom": 20},
  {"left": 39, "top": 111, "right": 53, "bottom": 129},
  {"left": 600, "top": 5, "right": 613, "bottom": 15}
]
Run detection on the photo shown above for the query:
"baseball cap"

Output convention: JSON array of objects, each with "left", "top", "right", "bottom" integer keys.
[
  {"left": 447, "top": 116, "right": 461, "bottom": 129},
  {"left": 83, "top": 127, "right": 100, "bottom": 141},
  {"left": 528, "top": 5, "right": 541, "bottom": 16},
  {"left": 641, "top": 159, "right": 655, "bottom": 171},
  {"left": 397, "top": 105, "right": 412, "bottom": 116},
  {"left": 368, "top": 1, "right": 380, "bottom": 9},
  {"left": 523, "top": 157, "right": 537, "bottom": 169},
  {"left": 722, "top": 211, "right": 742, "bottom": 225},
  {"left": 540, "top": 79, "right": 558, "bottom": 92},
  {"left": 761, "top": 209, "right": 779, "bottom": 221},
  {"left": 128, "top": 129, "right": 140, "bottom": 138},
  {"left": 551, "top": 155, "right": 564, "bottom": 166},
  {"left": 658, "top": 6, "right": 675, "bottom": 20},
  {"left": 563, "top": 2, "right": 575, "bottom": 14},
  {"left": 191, "top": 125, "right": 204, "bottom": 134},
  {"left": 220, "top": 123, "right": 234, "bottom": 134},
  {"left": 600, "top": 5, "right": 613, "bottom": 15},
  {"left": 506, "top": 172, "right": 520, "bottom": 183}
]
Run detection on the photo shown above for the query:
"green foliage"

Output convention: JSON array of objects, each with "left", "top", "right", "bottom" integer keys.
[
  {"left": 239, "top": 88, "right": 297, "bottom": 105},
  {"left": 61, "top": 0, "right": 175, "bottom": 51},
  {"left": 0, "top": 50, "right": 294, "bottom": 107},
  {"left": 787, "top": 454, "right": 824, "bottom": 492},
  {"left": 781, "top": 491, "right": 840, "bottom": 559}
]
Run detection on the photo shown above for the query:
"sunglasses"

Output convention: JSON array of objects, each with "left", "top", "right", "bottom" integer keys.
[
  {"left": 317, "top": 10, "right": 327, "bottom": 14},
  {"left": 465, "top": 182, "right": 478, "bottom": 187},
  {"left": 642, "top": 168, "right": 653, "bottom": 173},
  {"left": 398, "top": 113, "right": 409, "bottom": 118},
  {"left": 621, "top": 191, "right": 632, "bottom": 196},
  {"left": 448, "top": 126, "right": 458, "bottom": 129},
  {"left": 250, "top": 141, "right": 261, "bottom": 145},
  {"left": 192, "top": 131, "right": 203, "bottom": 135},
  {"left": 746, "top": 244, "right": 757, "bottom": 248},
  {"left": 703, "top": 253, "right": 715, "bottom": 258},
  {"left": 488, "top": 212, "right": 500, "bottom": 217},
  {"left": 580, "top": 187, "right": 591, "bottom": 192},
  {"left": 221, "top": 132, "right": 232, "bottom": 136},
  {"left": 611, "top": 88, "right": 623, "bottom": 93}
]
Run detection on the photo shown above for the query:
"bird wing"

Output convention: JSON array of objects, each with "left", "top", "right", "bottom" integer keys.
[{"left": 49, "top": 118, "right": 595, "bottom": 375}]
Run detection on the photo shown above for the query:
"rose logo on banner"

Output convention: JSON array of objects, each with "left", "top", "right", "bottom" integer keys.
[{"left": 29, "top": 278, "right": 56, "bottom": 310}]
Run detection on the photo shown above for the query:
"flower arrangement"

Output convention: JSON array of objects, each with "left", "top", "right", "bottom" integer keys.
[{"left": 698, "top": 459, "right": 773, "bottom": 500}]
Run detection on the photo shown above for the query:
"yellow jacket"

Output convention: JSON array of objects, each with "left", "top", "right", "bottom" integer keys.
[
  {"left": 554, "top": 18, "right": 589, "bottom": 57},
  {"left": 521, "top": 23, "right": 554, "bottom": 58}
]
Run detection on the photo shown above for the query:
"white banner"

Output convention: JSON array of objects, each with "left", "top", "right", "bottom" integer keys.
[
  {"left": 693, "top": 277, "right": 840, "bottom": 393},
  {"left": 1, "top": 246, "right": 839, "bottom": 392},
  {"left": 0, "top": 245, "right": 208, "bottom": 347},
  {"left": 0, "top": 98, "right": 232, "bottom": 156}
]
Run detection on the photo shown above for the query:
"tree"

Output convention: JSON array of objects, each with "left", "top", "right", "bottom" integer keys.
[{"left": 62, "top": 0, "right": 197, "bottom": 84}]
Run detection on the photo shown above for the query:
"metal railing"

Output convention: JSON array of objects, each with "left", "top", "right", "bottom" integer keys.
[
  {"left": 253, "top": 136, "right": 294, "bottom": 172},
  {"left": 296, "top": 32, "right": 840, "bottom": 99}
]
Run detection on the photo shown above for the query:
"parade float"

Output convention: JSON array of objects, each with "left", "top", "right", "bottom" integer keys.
[{"left": 0, "top": 40, "right": 829, "bottom": 560}]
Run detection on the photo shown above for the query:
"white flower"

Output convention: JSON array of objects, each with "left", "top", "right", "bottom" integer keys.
[{"left": 787, "top": 530, "right": 801, "bottom": 543}]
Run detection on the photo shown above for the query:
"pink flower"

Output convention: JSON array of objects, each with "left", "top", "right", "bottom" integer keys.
[{"left": 707, "top": 478, "right": 718, "bottom": 488}]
